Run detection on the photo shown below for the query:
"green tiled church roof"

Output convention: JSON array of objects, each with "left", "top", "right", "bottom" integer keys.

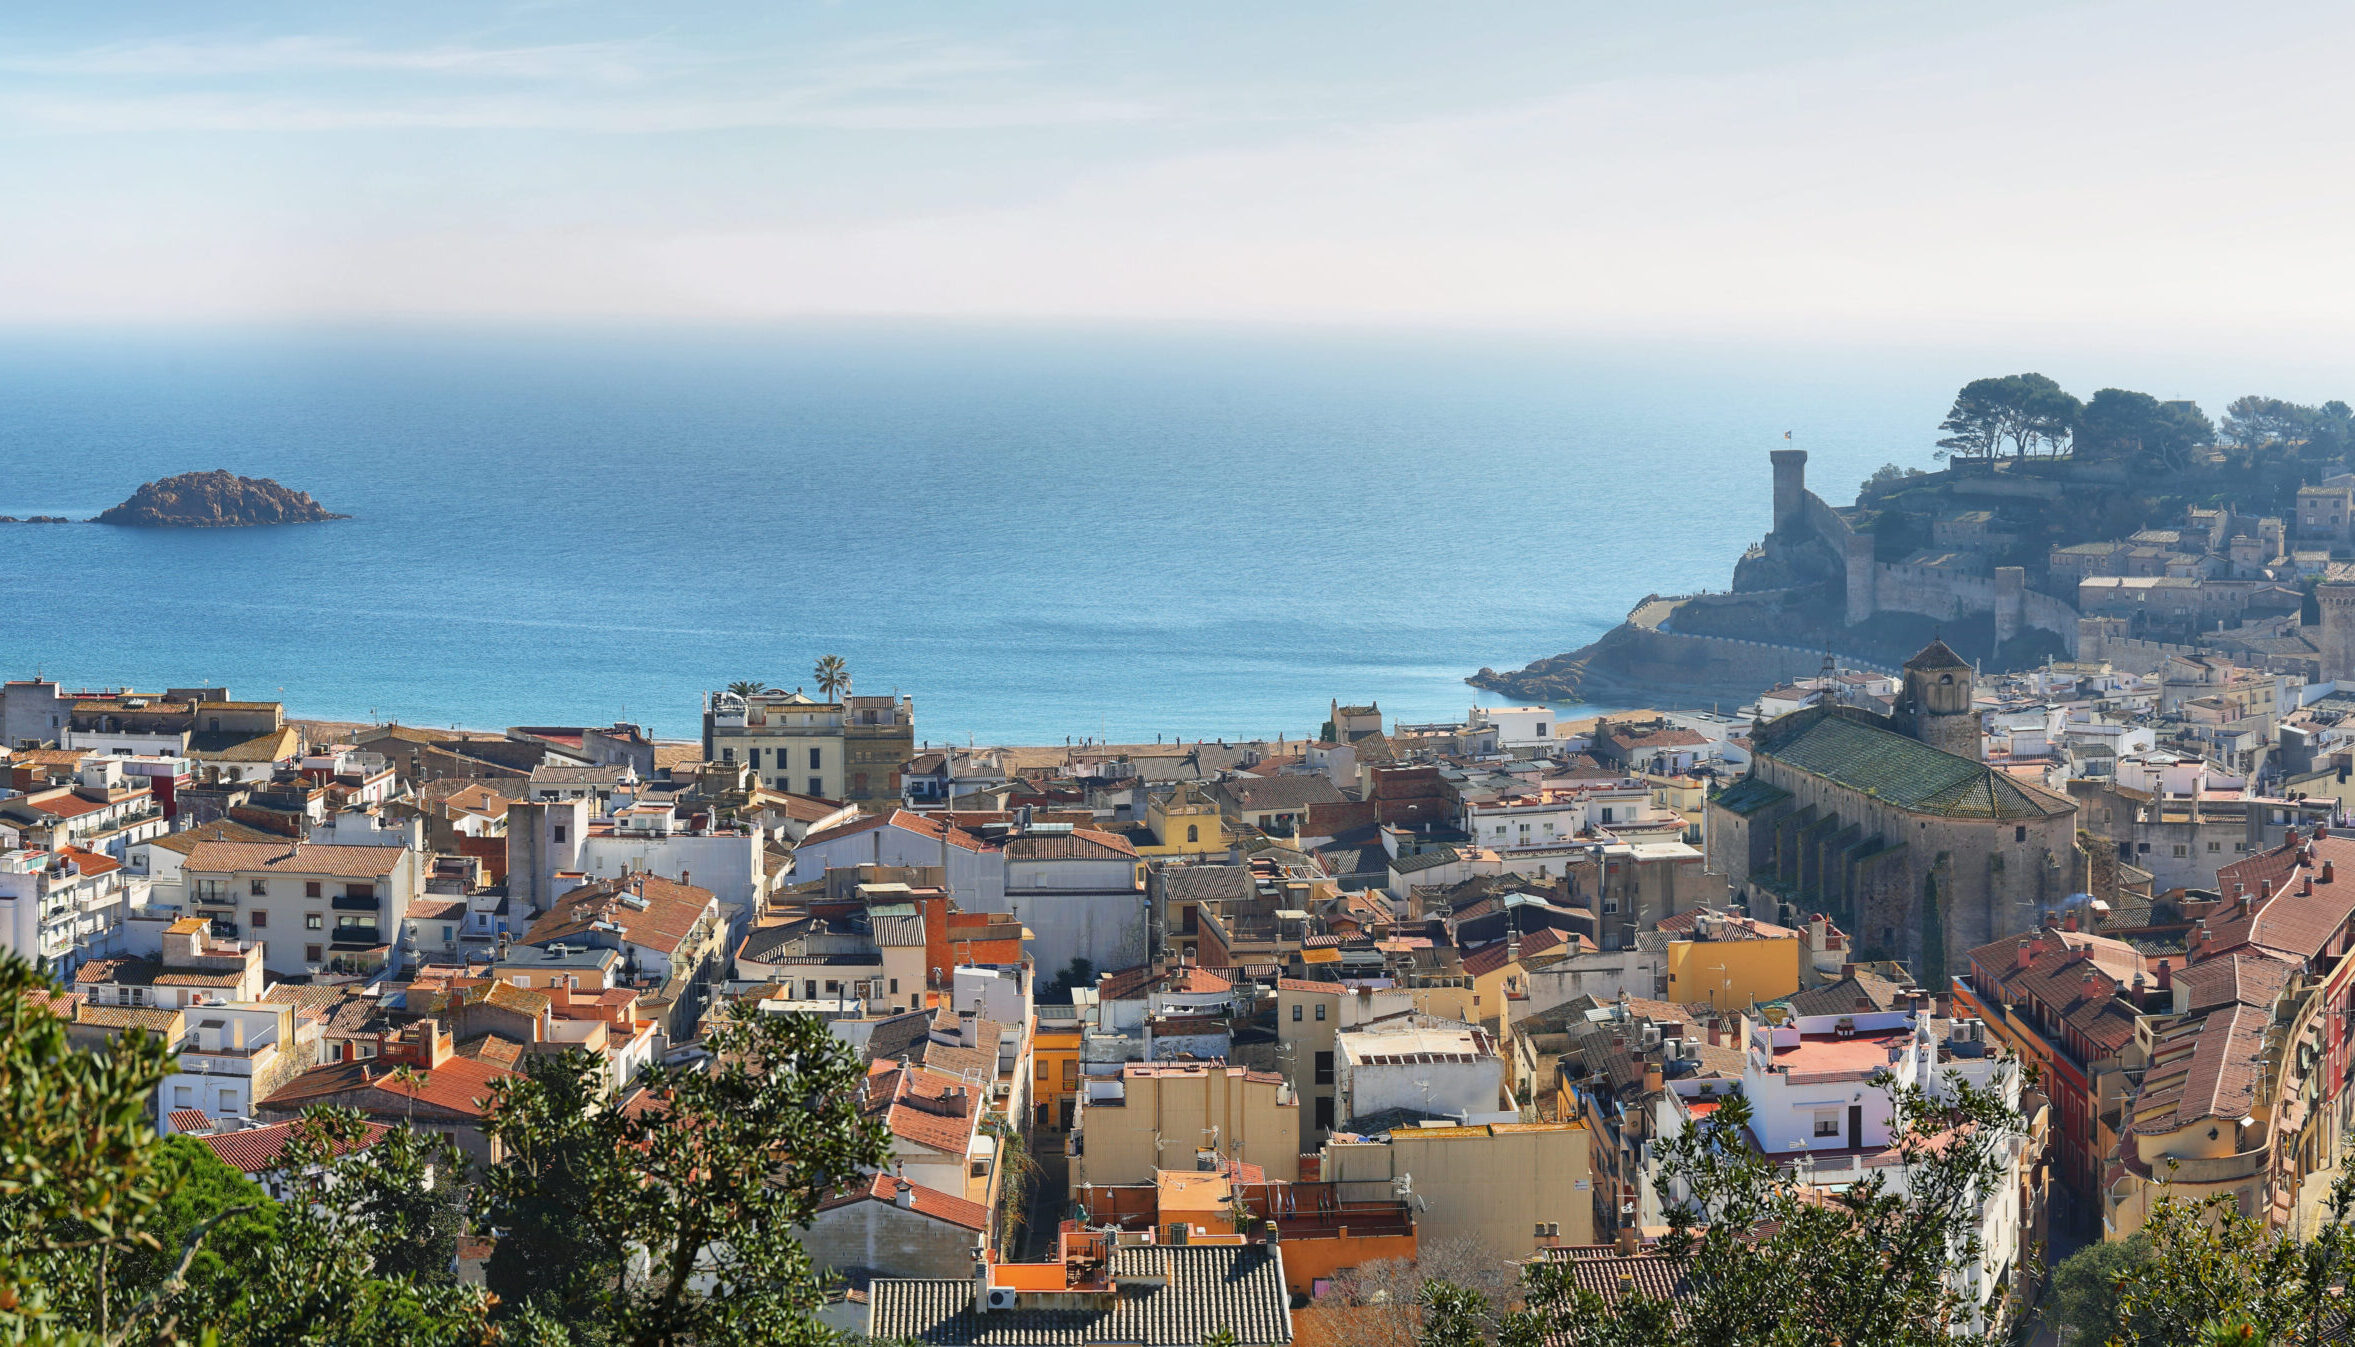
[
  {"left": 1712, "top": 777, "right": 1791, "bottom": 816},
  {"left": 1753, "top": 707, "right": 2072, "bottom": 821}
]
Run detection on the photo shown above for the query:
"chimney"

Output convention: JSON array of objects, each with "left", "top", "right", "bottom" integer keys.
[
  {"left": 1615, "top": 1222, "right": 1639, "bottom": 1256},
  {"left": 2063, "top": 910, "right": 2079, "bottom": 933},
  {"left": 2327, "top": 861, "right": 2338, "bottom": 885},
  {"left": 1642, "top": 1064, "right": 1664, "bottom": 1095},
  {"left": 2304, "top": 876, "right": 2315, "bottom": 897},
  {"left": 2156, "top": 959, "right": 2173, "bottom": 992},
  {"left": 2016, "top": 940, "right": 2035, "bottom": 971},
  {"left": 894, "top": 1178, "right": 915, "bottom": 1209},
  {"left": 2287, "top": 827, "right": 2300, "bottom": 851}
]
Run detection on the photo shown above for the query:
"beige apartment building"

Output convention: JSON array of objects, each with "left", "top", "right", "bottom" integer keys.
[
  {"left": 1070, "top": 1061, "right": 1300, "bottom": 1191},
  {"left": 1320, "top": 1120, "right": 1594, "bottom": 1256},
  {"left": 703, "top": 688, "right": 913, "bottom": 808}
]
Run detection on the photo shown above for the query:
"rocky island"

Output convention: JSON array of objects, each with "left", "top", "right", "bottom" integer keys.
[{"left": 91, "top": 470, "right": 348, "bottom": 527}]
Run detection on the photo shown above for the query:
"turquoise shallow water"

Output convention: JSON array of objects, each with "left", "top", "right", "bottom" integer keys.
[{"left": 0, "top": 323, "right": 1956, "bottom": 744}]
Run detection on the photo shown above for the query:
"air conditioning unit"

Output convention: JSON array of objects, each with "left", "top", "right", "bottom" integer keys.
[{"left": 986, "top": 1288, "right": 1018, "bottom": 1311}]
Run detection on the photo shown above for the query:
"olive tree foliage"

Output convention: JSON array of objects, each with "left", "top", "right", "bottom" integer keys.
[
  {"left": 0, "top": 951, "right": 497, "bottom": 1345},
  {"left": 1416, "top": 1070, "right": 2029, "bottom": 1347},
  {"left": 2094, "top": 1162, "right": 2355, "bottom": 1347},
  {"left": 477, "top": 1009, "right": 892, "bottom": 1347},
  {"left": 0, "top": 954, "right": 190, "bottom": 1343},
  {"left": 3, "top": 947, "right": 892, "bottom": 1347}
]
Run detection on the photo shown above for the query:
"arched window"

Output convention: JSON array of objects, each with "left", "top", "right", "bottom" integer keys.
[{"left": 1186, "top": 824, "right": 1199, "bottom": 843}]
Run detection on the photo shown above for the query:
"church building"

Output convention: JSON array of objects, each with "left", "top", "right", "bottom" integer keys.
[{"left": 1705, "top": 641, "right": 2084, "bottom": 979}]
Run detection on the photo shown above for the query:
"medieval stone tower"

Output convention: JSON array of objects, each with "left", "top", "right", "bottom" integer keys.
[
  {"left": 2319, "top": 577, "right": 2355, "bottom": 686},
  {"left": 1893, "top": 639, "right": 1981, "bottom": 761}
]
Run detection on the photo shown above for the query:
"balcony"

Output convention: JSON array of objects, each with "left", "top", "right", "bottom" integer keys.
[
  {"left": 330, "top": 894, "right": 382, "bottom": 912},
  {"left": 329, "top": 927, "right": 383, "bottom": 948}
]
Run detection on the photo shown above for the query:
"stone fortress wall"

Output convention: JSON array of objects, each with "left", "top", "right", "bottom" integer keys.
[{"left": 1767, "top": 449, "right": 2078, "bottom": 654}]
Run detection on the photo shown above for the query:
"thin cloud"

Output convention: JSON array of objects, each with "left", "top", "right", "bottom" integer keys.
[{"left": 0, "top": 35, "right": 653, "bottom": 83}]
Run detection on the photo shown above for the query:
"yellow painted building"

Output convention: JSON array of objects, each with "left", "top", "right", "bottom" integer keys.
[
  {"left": 1321, "top": 1121, "right": 1593, "bottom": 1255},
  {"left": 1661, "top": 912, "right": 1803, "bottom": 1012},
  {"left": 1133, "top": 784, "right": 1230, "bottom": 858},
  {"left": 1030, "top": 1012, "right": 1083, "bottom": 1131}
]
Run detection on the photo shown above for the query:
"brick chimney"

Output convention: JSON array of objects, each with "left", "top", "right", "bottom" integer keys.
[
  {"left": 2016, "top": 940, "right": 2036, "bottom": 970},
  {"left": 2156, "top": 959, "right": 2173, "bottom": 992},
  {"left": 2326, "top": 861, "right": 2337, "bottom": 885}
]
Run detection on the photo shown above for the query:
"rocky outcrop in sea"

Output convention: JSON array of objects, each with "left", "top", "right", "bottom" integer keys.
[{"left": 91, "top": 470, "right": 348, "bottom": 527}]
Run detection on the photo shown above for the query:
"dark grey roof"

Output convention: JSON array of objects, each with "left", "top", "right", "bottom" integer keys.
[
  {"left": 1159, "top": 866, "right": 1253, "bottom": 904},
  {"left": 737, "top": 918, "right": 818, "bottom": 965},
  {"left": 857, "top": 1009, "right": 937, "bottom": 1067},
  {"left": 1220, "top": 775, "right": 1345, "bottom": 813},
  {"left": 1389, "top": 846, "right": 1461, "bottom": 875},
  {"left": 873, "top": 914, "right": 927, "bottom": 947},
  {"left": 531, "top": 764, "right": 628, "bottom": 785},
  {"left": 868, "top": 1245, "right": 1291, "bottom": 1345},
  {"left": 1784, "top": 971, "right": 1907, "bottom": 1017}
]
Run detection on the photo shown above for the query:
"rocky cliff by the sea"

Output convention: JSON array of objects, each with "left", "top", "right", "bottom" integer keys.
[{"left": 92, "top": 470, "right": 347, "bottom": 527}]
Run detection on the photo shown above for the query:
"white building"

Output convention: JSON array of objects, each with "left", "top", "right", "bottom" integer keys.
[
  {"left": 159, "top": 1001, "right": 300, "bottom": 1132},
  {"left": 572, "top": 802, "right": 767, "bottom": 945},
  {"left": 1334, "top": 1016, "right": 1515, "bottom": 1128},
  {"left": 1470, "top": 705, "right": 1559, "bottom": 750},
  {"left": 1001, "top": 827, "right": 1148, "bottom": 981},
  {"left": 0, "top": 845, "right": 141, "bottom": 979},
  {"left": 1648, "top": 1006, "right": 2030, "bottom": 1336}
]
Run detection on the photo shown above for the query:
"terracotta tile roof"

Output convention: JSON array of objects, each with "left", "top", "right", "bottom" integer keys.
[
  {"left": 1532, "top": 1245, "right": 1694, "bottom": 1322},
  {"left": 456, "top": 1035, "right": 528, "bottom": 1069},
  {"left": 1275, "top": 978, "right": 1341, "bottom": 994},
  {"left": 2132, "top": 1002, "right": 2267, "bottom": 1133},
  {"left": 820, "top": 1172, "right": 990, "bottom": 1231},
  {"left": 1004, "top": 829, "right": 1139, "bottom": 861},
  {"left": 24, "top": 792, "right": 116, "bottom": 821},
  {"left": 201, "top": 1118, "right": 393, "bottom": 1176},
  {"left": 147, "top": 819, "right": 283, "bottom": 855},
  {"left": 524, "top": 872, "right": 715, "bottom": 956},
  {"left": 1460, "top": 926, "right": 1568, "bottom": 977},
  {"left": 74, "top": 1004, "right": 180, "bottom": 1032},
  {"left": 2175, "top": 949, "right": 2297, "bottom": 1016},
  {"left": 862, "top": 1061, "right": 979, "bottom": 1155},
  {"left": 187, "top": 726, "right": 299, "bottom": 764},
  {"left": 803, "top": 809, "right": 989, "bottom": 854},
  {"left": 167, "top": 1108, "right": 217, "bottom": 1134},
  {"left": 1970, "top": 932, "right": 2143, "bottom": 1056},
  {"left": 180, "top": 841, "right": 406, "bottom": 878},
  {"left": 264, "top": 1054, "right": 516, "bottom": 1120}
]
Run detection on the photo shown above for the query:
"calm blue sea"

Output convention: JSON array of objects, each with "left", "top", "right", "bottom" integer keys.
[{"left": 0, "top": 324, "right": 1969, "bottom": 746}]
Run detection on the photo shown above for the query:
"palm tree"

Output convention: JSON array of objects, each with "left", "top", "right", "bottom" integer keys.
[
  {"left": 725, "top": 680, "right": 766, "bottom": 700},
  {"left": 813, "top": 655, "right": 850, "bottom": 701},
  {"left": 387, "top": 1063, "right": 426, "bottom": 1128}
]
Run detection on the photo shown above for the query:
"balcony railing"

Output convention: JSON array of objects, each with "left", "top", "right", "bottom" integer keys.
[
  {"left": 329, "top": 927, "right": 383, "bottom": 947},
  {"left": 331, "top": 894, "right": 382, "bottom": 912}
]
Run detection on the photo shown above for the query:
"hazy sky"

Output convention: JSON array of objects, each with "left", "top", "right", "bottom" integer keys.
[{"left": 6, "top": 2, "right": 2355, "bottom": 340}]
